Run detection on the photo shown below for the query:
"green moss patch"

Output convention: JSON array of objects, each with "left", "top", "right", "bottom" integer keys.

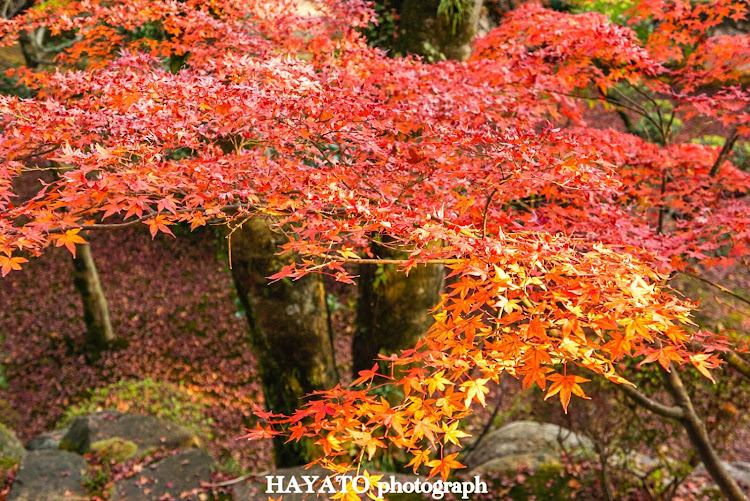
[{"left": 90, "top": 438, "right": 138, "bottom": 463}]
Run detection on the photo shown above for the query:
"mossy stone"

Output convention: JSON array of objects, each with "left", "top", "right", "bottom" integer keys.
[
  {"left": 90, "top": 438, "right": 138, "bottom": 463},
  {"left": 60, "top": 411, "right": 201, "bottom": 456},
  {"left": 0, "top": 423, "right": 26, "bottom": 469}
]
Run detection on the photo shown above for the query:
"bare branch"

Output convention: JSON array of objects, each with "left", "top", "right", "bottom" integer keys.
[
  {"left": 46, "top": 204, "right": 244, "bottom": 234},
  {"left": 722, "top": 351, "right": 750, "bottom": 381},
  {"left": 709, "top": 127, "right": 739, "bottom": 178},
  {"left": 679, "top": 270, "right": 750, "bottom": 307},
  {"left": 619, "top": 383, "right": 685, "bottom": 420}
]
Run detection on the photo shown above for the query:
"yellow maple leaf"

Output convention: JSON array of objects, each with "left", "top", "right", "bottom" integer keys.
[
  {"left": 460, "top": 378, "right": 490, "bottom": 408},
  {"left": 441, "top": 421, "right": 470, "bottom": 446}
]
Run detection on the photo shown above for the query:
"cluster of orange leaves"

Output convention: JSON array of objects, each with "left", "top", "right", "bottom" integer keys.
[{"left": 0, "top": 0, "right": 748, "bottom": 490}]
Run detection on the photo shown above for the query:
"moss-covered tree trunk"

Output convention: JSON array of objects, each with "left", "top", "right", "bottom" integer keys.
[
  {"left": 353, "top": 0, "right": 474, "bottom": 375},
  {"left": 352, "top": 243, "right": 444, "bottom": 375},
  {"left": 71, "top": 241, "right": 115, "bottom": 352},
  {"left": 394, "top": 0, "right": 483, "bottom": 61},
  {"left": 228, "top": 217, "right": 339, "bottom": 467}
]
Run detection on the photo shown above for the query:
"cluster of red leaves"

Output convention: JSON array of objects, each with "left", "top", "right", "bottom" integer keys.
[
  {"left": 474, "top": 1, "right": 750, "bottom": 128},
  {"left": 0, "top": 0, "right": 748, "bottom": 488}
]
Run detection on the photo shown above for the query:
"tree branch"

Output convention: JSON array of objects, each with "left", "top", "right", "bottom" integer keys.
[
  {"left": 709, "top": 127, "right": 740, "bottom": 178},
  {"left": 679, "top": 270, "right": 750, "bottom": 307},
  {"left": 318, "top": 254, "right": 459, "bottom": 265},
  {"left": 44, "top": 204, "right": 244, "bottom": 234},
  {"left": 661, "top": 366, "right": 749, "bottom": 501},
  {"left": 722, "top": 351, "right": 750, "bottom": 381},
  {"left": 482, "top": 188, "right": 498, "bottom": 239},
  {"left": 618, "top": 383, "right": 685, "bottom": 420}
]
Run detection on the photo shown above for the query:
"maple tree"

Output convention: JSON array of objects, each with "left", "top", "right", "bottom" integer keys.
[{"left": 0, "top": 0, "right": 748, "bottom": 498}]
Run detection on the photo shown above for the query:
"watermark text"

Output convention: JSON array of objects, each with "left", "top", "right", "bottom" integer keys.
[{"left": 265, "top": 474, "right": 488, "bottom": 499}]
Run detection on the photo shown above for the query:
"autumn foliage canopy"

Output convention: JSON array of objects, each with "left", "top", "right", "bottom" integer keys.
[{"left": 0, "top": 0, "right": 748, "bottom": 488}]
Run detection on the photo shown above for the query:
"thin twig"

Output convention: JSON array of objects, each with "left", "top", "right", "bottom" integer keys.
[
  {"left": 679, "top": 271, "right": 750, "bottom": 307},
  {"left": 618, "top": 383, "right": 685, "bottom": 420},
  {"left": 207, "top": 471, "right": 270, "bottom": 488},
  {"left": 481, "top": 188, "right": 498, "bottom": 239},
  {"left": 462, "top": 373, "right": 505, "bottom": 461}
]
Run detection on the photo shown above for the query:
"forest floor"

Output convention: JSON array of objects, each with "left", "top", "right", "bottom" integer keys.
[{"left": 0, "top": 227, "right": 272, "bottom": 471}]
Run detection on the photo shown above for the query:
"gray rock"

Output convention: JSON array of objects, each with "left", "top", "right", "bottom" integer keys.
[
  {"left": 8, "top": 450, "right": 87, "bottom": 501},
  {"left": 60, "top": 411, "right": 201, "bottom": 456},
  {"left": 724, "top": 462, "right": 750, "bottom": 486},
  {"left": 465, "top": 420, "right": 594, "bottom": 475},
  {"left": 109, "top": 449, "right": 215, "bottom": 500},
  {"left": 26, "top": 428, "right": 69, "bottom": 451},
  {"left": 0, "top": 423, "right": 26, "bottom": 467},
  {"left": 609, "top": 451, "right": 663, "bottom": 478},
  {"left": 693, "top": 460, "right": 750, "bottom": 487}
]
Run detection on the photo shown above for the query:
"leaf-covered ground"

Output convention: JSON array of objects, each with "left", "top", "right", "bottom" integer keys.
[{"left": 0, "top": 227, "right": 272, "bottom": 470}]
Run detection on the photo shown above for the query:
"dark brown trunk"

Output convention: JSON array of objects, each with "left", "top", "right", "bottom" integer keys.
[
  {"left": 18, "top": 31, "right": 38, "bottom": 68},
  {"left": 227, "top": 217, "right": 339, "bottom": 467},
  {"left": 71, "top": 242, "right": 115, "bottom": 351},
  {"left": 395, "top": 0, "right": 483, "bottom": 61},
  {"left": 353, "top": 243, "right": 444, "bottom": 375}
]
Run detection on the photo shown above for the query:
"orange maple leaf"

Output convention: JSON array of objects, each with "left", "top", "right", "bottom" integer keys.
[
  {"left": 0, "top": 255, "right": 27, "bottom": 276},
  {"left": 426, "top": 452, "right": 465, "bottom": 481},
  {"left": 405, "top": 448, "right": 430, "bottom": 473},
  {"left": 689, "top": 354, "right": 718, "bottom": 383},
  {"left": 53, "top": 229, "right": 87, "bottom": 258},
  {"left": 145, "top": 216, "right": 175, "bottom": 239},
  {"left": 460, "top": 378, "right": 490, "bottom": 408},
  {"left": 544, "top": 373, "right": 590, "bottom": 413}
]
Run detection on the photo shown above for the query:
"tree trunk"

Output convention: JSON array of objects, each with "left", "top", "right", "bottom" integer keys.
[
  {"left": 661, "top": 368, "right": 749, "bottom": 501},
  {"left": 352, "top": 243, "right": 444, "bottom": 375},
  {"left": 395, "top": 0, "right": 483, "bottom": 61},
  {"left": 354, "top": 0, "right": 472, "bottom": 375},
  {"left": 18, "top": 31, "right": 38, "bottom": 67},
  {"left": 622, "top": 371, "right": 749, "bottom": 501},
  {"left": 53, "top": 169, "right": 116, "bottom": 355},
  {"left": 12, "top": 8, "right": 119, "bottom": 355},
  {"left": 71, "top": 241, "right": 115, "bottom": 352},
  {"left": 1, "top": 0, "right": 35, "bottom": 20},
  {"left": 228, "top": 217, "right": 339, "bottom": 467}
]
